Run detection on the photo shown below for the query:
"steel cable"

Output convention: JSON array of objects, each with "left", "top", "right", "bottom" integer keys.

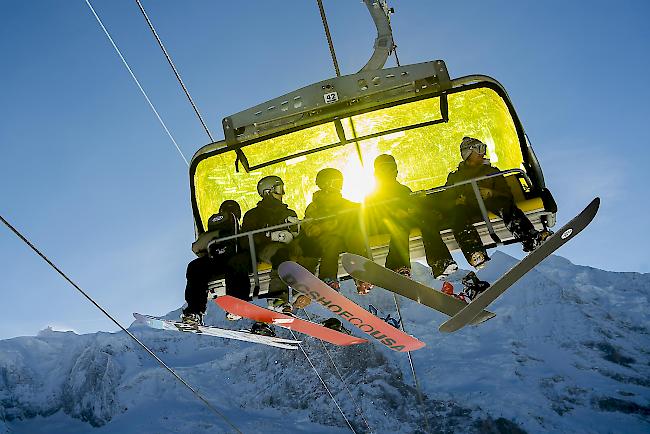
[
  {"left": 316, "top": 0, "right": 341, "bottom": 77},
  {"left": 391, "top": 294, "right": 430, "bottom": 433},
  {"left": 134, "top": 0, "right": 215, "bottom": 142},
  {"left": 0, "top": 214, "right": 241, "bottom": 433},
  {"left": 84, "top": 0, "right": 189, "bottom": 166},
  {"left": 287, "top": 329, "right": 357, "bottom": 433},
  {"left": 302, "top": 310, "right": 373, "bottom": 433}
]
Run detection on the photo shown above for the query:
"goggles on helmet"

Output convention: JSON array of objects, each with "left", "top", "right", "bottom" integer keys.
[
  {"left": 268, "top": 181, "right": 285, "bottom": 195},
  {"left": 461, "top": 142, "right": 487, "bottom": 160},
  {"left": 467, "top": 142, "right": 486, "bottom": 154}
]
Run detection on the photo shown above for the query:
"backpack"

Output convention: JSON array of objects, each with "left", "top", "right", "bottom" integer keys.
[{"left": 206, "top": 212, "right": 239, "bottom": 258}]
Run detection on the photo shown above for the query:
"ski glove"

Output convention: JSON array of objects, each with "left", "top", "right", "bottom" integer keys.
[
  {"left": 286, "top": 216, "right": 301, "bottom": 235},
  {"left": 270, "top": 230, "right": 294, "bottom": 244}
]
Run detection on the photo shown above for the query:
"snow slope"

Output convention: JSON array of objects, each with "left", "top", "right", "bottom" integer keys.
[{"left": 1, "top": 252, "right": 649, "bottom": 433}]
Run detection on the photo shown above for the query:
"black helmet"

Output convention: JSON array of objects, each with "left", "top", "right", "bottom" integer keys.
[
  {"left": 374, "top": 154, "right": 397, "bottom": 178},
  {"left": 315, "top": 168, "right": 343, "bottom": 191},
  {"left": 218, "top": 199, "right": 241, "bottom": 221},
  {"left": 257, "top": 175, "right": 285, "bottom": 197}
]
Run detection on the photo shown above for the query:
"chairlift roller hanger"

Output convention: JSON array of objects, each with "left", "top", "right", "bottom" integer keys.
[{"left": 190, "top": 0, "right": 556, "bottom": 239}]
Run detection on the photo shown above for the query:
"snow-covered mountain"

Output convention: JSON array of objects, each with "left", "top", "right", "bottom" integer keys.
[{"left": 1, "top": 251, "right": 649, "bottom": 433}]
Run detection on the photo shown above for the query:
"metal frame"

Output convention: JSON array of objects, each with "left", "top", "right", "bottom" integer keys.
[{"left": 198, "top": 169, "right": 547, "bottom": 297}]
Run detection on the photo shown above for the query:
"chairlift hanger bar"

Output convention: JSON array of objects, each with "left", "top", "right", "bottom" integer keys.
[{"left": 222, "top": 60, "right": 451, "bottom": 150}]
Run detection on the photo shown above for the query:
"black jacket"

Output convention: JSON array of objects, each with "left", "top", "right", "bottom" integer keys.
[
  {"left": 365, "top": 179, "right": 419, "bottom": 231},
  {"left": 445, "top": 160, "right": 511, "bottom": 201},
  {"left": 241, "top": 196, "right": 298, "bottom": 251},
  {"left": 303, "top": 190, "right": 360, "bottom": 238}
]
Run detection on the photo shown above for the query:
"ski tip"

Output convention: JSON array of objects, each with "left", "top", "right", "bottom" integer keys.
[
  {"left": 438, "top": 322, "right": 459, "bottom": 333},
  {"left": 278, "top": 260, "right": 303, "bottom": 281},
  {"left": 592, "top": 197, "right": 601, "bottom": 211}
]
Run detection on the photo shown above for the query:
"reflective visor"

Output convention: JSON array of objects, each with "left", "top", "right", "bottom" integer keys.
[
  {"left": 461, "top": 142, "right": 487, "bottom": 160},
  {"left": 272, "top": 182, "right": 285, "bottom": 195},
  {"left": 467, "top": 142, "right": 486, "bottom": 154}
]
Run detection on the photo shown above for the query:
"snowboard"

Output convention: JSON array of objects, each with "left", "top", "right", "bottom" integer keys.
[
  {"left": 341, "top": 253, "right": 496, "bottom": 325},
  {"left": 439, "top": 197, "right": 600, "bottom": 333},
  {"left": 133, "top": 313, "right": 301, "bottom": 350},
  {"left": 214, "top": 296, "right": 368, "bottom": 346},
  {"left": 278, "top": 262, "right": 426, "bottom": 352}
]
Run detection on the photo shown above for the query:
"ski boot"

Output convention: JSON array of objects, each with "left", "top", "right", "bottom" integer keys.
[
  {"left": 468, "top": 251, "right": 490, "bottom": 269},
  {"left": 321, "top": 318, "right": 351, "bottom": 335},
  {"left": 290, "top": 293, "right": 312, "bottom": 310},
  {"left": 268, "top": 299, "right": 294, "bottom": 315},
  {"left": 431, "top": 259, "right": 459, "bottom": 280},
  {"left": 180, "top": 312, "right": 204, "bottom": 327},
  {"left": 225, "top": 312, "right": 242, "bottom": 321},
  {"left": 355, "top": 279, "right": 373, "bottom": 295},
  {"left": 250, "top": 322, "right": 276, "bottom": 337},
  {"left": 461, "top": 271, "right": 490, "bottom": 301},
  {"left": 393, "top": 266, "right": 412, "bottom": 279},
  {"left": 322, "top": 277, "right": 341, "bottom": 291},
  {"left": 441, "top": 281, "right": 469, "bottom": 303}
]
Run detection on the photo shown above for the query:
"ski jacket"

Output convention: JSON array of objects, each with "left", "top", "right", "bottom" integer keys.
[
  {"left": 241, "top": 196, "right": 299, "bottom": 251},
  {"left": 445, "top": 160, "right": 512, "bottom": 202},
  {"left": 365, "top": 179, "right": 418, "bottom": 231},
  {"left": 303, "top": 190, "right": 360, "bottom": 238}
]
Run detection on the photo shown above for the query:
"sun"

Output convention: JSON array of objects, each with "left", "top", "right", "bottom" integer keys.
[{"left": 340, "top": 157, "right": 376, "bottom": 202}]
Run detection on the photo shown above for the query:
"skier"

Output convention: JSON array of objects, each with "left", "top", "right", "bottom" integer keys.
[
  {"left": 240, "top": 175, "right": 316, "bottom": 323},
  {"left": 302, "top": 168, "right": 373, "bottom": 296},
  {"left": 181, "top": 200, "right": 251, "bottom": 326},
  {"left": 365, "top": 154, "right": 458, "bottom": 279},
  {"left": 444, "top": 136, "right": 551, "bottom": 269}
]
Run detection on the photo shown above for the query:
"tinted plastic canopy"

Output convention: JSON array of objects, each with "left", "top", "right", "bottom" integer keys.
[{"left": 190, "top": 61, "right": 545, "bottom": 235}]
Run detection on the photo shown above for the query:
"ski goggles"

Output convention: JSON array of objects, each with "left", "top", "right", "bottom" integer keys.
[
  {"left": 269, "top": 181, "right": 285, "bottom": 195},
  {"left": 461, "top": 142, "right": 487, "bottom": 160}
]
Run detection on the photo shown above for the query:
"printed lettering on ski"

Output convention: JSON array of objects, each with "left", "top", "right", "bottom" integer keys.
[{"left": 279, "top": 265, "right": 424, "bottom": 352}]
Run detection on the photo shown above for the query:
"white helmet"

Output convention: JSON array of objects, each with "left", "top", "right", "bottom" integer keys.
[{"left": 257, "top": 175, "right": 285, "bottom": 197}]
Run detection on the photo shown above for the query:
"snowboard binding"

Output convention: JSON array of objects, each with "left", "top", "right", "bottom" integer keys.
[
  {"left": 368, "top": 304, "right": 401, "bottom": 328},
  {"left": 460, "top": 272, "right": 490, "bottom": 301}
]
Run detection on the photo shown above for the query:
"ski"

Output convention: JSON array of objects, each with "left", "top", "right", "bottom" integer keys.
[
  {"left": 214, "top": 296, "right": 368, "bottom": 346},
  {"left": 278, "top": 262, "right": 426, "bottom": 352},
  {"left": 439, "top": 197, "right": 600, "bottom": 333},
  {"left": 341, "top": 253, "right": 496, "bottom": 325},
  {"left": 133, "top": 313, "right": 301, "bottom": 350}
]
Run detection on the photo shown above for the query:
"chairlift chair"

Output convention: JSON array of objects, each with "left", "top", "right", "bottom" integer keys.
[{"left": 189, "top": 1, "right": 557, "bottom": 297}]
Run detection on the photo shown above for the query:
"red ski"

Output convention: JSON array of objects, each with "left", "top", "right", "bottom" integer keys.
[
  {"left": 214, "top": 295, "right": 367, "bottom": 346},
  {"left": 278, "top": 262, "right": 426, "bottom": 352}
]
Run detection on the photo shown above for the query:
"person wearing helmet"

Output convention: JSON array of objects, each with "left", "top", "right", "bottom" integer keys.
[
  {"left": 444, "top": 136, "right": 550, "bottom": 271},
  {"left": 240, "top": 175, "right": 315, "bottom": 317},
  {"left": 303, "top": 168, "right": 373, "bottom": 295},
  {"left": 365, "top": 154, "right": 458, "bottom": 279},
  {"left": 181, "top": 200, "right": 251, "bottom": 326}
]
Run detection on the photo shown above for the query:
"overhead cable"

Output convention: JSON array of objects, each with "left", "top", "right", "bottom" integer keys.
[
  {"left": 0, "top": 214, "right": 240, "bottom": 433},
  {"left": 391, "top": 295, "right": 430, "bottom": 432},
  {"left": 134, "top": 0, "right": 215, "bottom": 142},
  {"left": 316, "top": 0, "right": 341, "bottom": 77},
  {"left": 302, "top": 310, "right": 373, "bottom": 432},
  {"left": 84, "top": 0, "right": 189, "bottom": 166},
  {"left": 288, "top": 329, "right": 358, "bottom": 433}
]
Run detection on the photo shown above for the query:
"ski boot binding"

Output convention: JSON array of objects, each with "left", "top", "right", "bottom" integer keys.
[
  {"left": 461, "top": 271, "right": 490, "bottom": 301},
  {"left": 180, "top": 312, "right": 204, "bottom": 327},
  {"left": 250, "top": 322, "right": 276, "bottom": 337},
  {"left": 322, "top": 318, "right": 351, "bottom": 335}
]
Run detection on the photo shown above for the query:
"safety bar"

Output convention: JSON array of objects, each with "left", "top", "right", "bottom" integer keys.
[{"left": 198, "top": 168, "right": 535, "bottom": 292}]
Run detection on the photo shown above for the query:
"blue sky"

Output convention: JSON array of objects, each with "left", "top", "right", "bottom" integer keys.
[{"left": 1, "top": 1, "right": 648, "bottom": 339}]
